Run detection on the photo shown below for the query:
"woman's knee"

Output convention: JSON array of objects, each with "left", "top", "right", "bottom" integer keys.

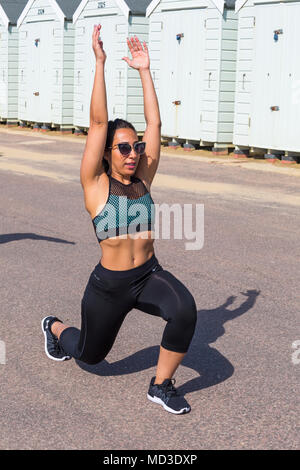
[
  {"left": 81, "top": 357, "right": 103, "bottom": 366},
  {"left": 78, "top": 340, "right": 114, "bottom": 365},
  {"left": 79, "top": 351, "right": 107, "bottom": 365},
  {"left": 158, "top": 271, "right": 197, "bottom": 327}
]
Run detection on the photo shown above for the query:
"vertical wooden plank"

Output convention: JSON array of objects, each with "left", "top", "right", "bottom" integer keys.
[
  {"left": 233, "top": 5, "right": 255, "bottom": 146},
  {"left": 0, "top": 23, "right": 8, "bottom": 117}
]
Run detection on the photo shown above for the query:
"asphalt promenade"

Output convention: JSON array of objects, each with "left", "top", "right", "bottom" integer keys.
[{"left": 0, "top": 127, "right": 299, "bottom": 450}]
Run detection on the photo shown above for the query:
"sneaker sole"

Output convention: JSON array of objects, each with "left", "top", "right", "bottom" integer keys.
[
  {"left": 147, "top": 393, "right": 190, "bottom": 414},
  {"left": 41, "top": 317, "right": 71, "bottom": 362}
]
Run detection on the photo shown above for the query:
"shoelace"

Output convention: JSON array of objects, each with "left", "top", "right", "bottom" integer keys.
[
  {"left": 53, "top": 338, "right": 61, "bottom": 354},
  {"left": 161, "top": 378, "right": 178, "bottom": 397},
  {"left": 48, "top": 323, "right": 61, "bottom": 354}
]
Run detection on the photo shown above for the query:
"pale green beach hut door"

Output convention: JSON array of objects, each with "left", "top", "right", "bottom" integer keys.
[
  {"left": 160, "top": 9, "right": 204, "bottom": 139},
  {"left": 160, "top": 10, "right": 181, "bottom": 137},
  {"left": 249, "top": 3, "right": 284, "bottom": 149},
  {"left": 27, "top": 21, "right": 53, "bottom": 124},
  {"left": 27, "top": 22, "right": 40, "bottom": 122},
  {"left": 177, "top": 8, "right": 204, "bottom": 140}
]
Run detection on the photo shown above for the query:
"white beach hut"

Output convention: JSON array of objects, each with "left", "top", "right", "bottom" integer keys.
[
  {"left": 0, "top": 0, "right": 27, "bottom": 126},
  {"left": 17, "top": 0, "right": 81, "bottom": 133},
  {"left": 72, "top": 0, "right": 153, "bottom": 135},
  {"left": 233, "top": 0, "right": 300, "bottom": 161},
  {"left": 146, "top": 0, "right": 238, "bottom": 153}
]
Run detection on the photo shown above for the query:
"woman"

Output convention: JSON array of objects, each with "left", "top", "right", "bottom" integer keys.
[{"left": 42, "top": 24, "right": 197, "bottom": 414}]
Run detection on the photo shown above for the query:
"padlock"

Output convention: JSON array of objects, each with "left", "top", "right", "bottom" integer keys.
[{"left": 273, "top": 29, "right": 283, "bottom": 42}]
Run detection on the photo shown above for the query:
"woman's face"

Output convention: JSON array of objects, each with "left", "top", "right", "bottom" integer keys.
[{"left": 106, "top": 128, "right": 141, "bottom": 176}]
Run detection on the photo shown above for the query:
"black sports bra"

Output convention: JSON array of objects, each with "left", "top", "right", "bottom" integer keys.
[{"left": 92, "top": 175, "right": 155, "bottom": 243}]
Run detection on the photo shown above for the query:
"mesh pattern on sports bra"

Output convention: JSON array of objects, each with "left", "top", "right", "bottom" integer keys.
[
  {"left": 109, "top": 176, "right": 147, "bottom": 198},
  {"left": 92, "top": 175, "right": 155, "bottom": 243}
]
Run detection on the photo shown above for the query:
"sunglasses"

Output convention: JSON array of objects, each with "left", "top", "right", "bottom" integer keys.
[{"left": 109, "top": 141, "right": 146, "bottom": 157}]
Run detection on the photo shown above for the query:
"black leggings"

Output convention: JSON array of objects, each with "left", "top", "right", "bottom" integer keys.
[{"left": 59, "top": 254, "right": 197, "bottom": 365}]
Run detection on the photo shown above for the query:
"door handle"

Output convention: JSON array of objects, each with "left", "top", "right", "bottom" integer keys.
[
  {"left": 208, "top": 72, "right": 212, "bottom": 88},
  {"left": 172, "top": 101, "right": 181, "bottom": 105},
  {"left": 242, "top": 73, "right": 246, "bottom": 90},
  {"left": 33, "top": 92, "right": 39, "bottom": 96}
]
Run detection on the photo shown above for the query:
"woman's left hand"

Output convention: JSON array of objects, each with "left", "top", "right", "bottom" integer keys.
[{"left": 122, "top": 36, "right": 150, "bottom": 70}]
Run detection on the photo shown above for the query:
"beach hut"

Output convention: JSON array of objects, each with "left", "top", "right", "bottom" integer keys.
[
  {"left": 72, "top": 0, "right": 153, "bottom": 135},
  {"left": 146, "top": 0, "right": 238, "bottom": 153},
  {"left": 17, "top": 0, "right": 81, "bottom": 133},
  {"left": 0, "top": 0, "right": 27, "bottom": 126},
  {"left": 233, "top": 0, "right": 300, "bottom": 161}
]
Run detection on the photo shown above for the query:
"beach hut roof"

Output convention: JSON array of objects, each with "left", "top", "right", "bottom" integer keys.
[
  {"left": 225, "top": 0, "right": 236, "bottom": 8},
  {"left": 124, "top": 0, "right": 153, "bottom": 15},
  {"left": 73, "top": 0, "right": 153, "bottom": 23},
  {"left": 1, "top": 0, "right": 83, "bottom": 25},
  {"left": 56, "top": 0, "right": 83, "bottom": 19},
  {"left": 0, "top": 0, "right": 27, "bottom": 25},
  {"left": 15, "top": 0, "right": 83, "bottom": 27},
  {"left": 0, "top": 0, "right": 237, "bottom": 27}
]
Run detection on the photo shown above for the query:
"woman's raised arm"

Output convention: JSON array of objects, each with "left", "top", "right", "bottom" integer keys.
[
  {"left": 123, "top": 36, "right": 162, "bottom": 187},
  {"left": 80, "top": 24, "right": 108, "bottom": 188}
]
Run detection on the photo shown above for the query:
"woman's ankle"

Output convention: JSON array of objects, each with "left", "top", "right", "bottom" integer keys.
[{"left": 51, "top": 321, "right": 63, "bottom": 338}]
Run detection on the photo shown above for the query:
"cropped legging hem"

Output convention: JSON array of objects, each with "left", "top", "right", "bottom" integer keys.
[
  {"left": 160, "top": 341, "right": 189, "bottom": 354},
  {"left": 59, "top": 327, "right": 81, "bottom": 359},
  {"left": 59, "top": 254, "right": 197, "bottom": 365}
]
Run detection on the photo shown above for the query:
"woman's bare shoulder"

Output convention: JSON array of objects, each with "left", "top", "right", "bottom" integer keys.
[{"left": 83, "top": 172, "right": 110, "bottom": 219}]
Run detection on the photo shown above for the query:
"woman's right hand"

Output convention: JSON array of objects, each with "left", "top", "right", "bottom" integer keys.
[{"left": 92, "top": 24, "right": 106, "bottom": 64}]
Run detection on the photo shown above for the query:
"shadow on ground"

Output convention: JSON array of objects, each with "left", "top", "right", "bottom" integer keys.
[
  {"left": 77, "top": 289, "right": 260, "bottom": 394},
  {"left": 0, "top": 233, "right": 75, "bottom": 245}
]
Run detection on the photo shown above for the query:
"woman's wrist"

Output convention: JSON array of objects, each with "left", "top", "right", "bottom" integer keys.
[{"left": 139, "top": 67, "right": 150, "bottom": 74}]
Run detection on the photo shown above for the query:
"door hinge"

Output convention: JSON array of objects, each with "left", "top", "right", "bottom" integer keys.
[
  {"left": 253, "top": 17, "right": 255, "bottom": 27},
  {"left": 248, "top": 116, "right": 251, "bottom": 127}
]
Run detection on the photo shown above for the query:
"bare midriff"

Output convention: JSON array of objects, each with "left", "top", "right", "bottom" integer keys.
[{"left": 99, "top": 231, "right": 155, "bottom": 271}]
